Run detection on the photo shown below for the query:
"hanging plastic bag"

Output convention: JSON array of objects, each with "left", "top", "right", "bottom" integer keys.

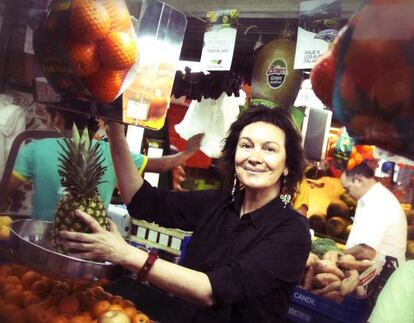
[
  {"left": 175, "top": 93, "right": 244, "bottom": 158},
  {"left": 333, "top": 0, "right": 414, "bottom": 160},
  {"left": 33, "top": 0, "right": 139, "bottom": 104}
]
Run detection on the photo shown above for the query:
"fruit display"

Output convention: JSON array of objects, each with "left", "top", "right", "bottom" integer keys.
[
  {"left": 0, "top": 216, "right": 12, "bottom": 241},
  {"left": 53, "top": 125, "right": 110, "bottom": 253},
  {"left": 300, "top": 249, "right": 372, "bottom": 304},
  {"left": 331, "top": 0, "right": 414, "bottom": 159},
  {"left": 33, "top": 0, "right": 139, "bottom": 104},
  {"left": 0, "top": 263, "right": 152, "bottom": 323},
  {"left": 251, "top": 29, "right": 303, "bottom": 109}
]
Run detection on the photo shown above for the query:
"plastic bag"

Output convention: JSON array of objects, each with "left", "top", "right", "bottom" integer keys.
[
  {"left": 175, "top": 93, "right": 244, "bottom": 158},
  {"left": 33, "top": 0, "right": 139, "bottom": 104},
  {"left": 333, "top": 0, "right": 414, "bottom": 160}
]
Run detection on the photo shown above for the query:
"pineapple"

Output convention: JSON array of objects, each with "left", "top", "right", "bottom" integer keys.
[{"left": 53, "top": 124, "right": 110, "bottom": 253}]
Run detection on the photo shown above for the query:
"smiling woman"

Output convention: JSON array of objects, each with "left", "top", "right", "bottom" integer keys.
[{"left": 59, "top": 104, "right": 311, "bottom": 323}]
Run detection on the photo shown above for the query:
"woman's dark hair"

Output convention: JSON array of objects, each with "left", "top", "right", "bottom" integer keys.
[
  {"left": 218, "top": 105, "right": 306, "bottom": 195},
  {"left": 45, "top": 106, "right": 99, "bottom": 135},
  {"left": 343, "top": 162, "right": 375, "bottom": 179}
]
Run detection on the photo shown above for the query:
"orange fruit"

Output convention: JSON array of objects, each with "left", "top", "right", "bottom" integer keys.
[
  {"left": 94, "top": 291, "right": 112, "bottom": 302},
  {"left": 50, "top": 314, "right": 71, "bottom": 323},
  {"left": 6, "top": 275, "right": 20, "bottom": 284},
  {"left": 11, "top": 264, "right": 29, "bottom": 278},
  {"left": 65, "top": 39, "right": 100, "bottom": 78},
  {"left": 347, "top": 158, "right": 356, "bottom": 171},
  {"left": 69, "top": 314, "right": 92, "bottom": 323},
  {"left": 0, "top": 303, "right": 21, "bottom": 320},
  {"left": 23, "top": 290, "right": 41, "bottom": 308},
  {"left": 46, "top": 288, "right": 68, "bottom": 306},
  {"left": 2, "top": 283, "right": 19, "bottom": 294},
  {"left": 90, "top": 286, "right": 105, "bottom": 297},
  {"left": 5, "top": 288, "right": 25, "bottom": 307},
  {"left": 36, "top": 306, "right": 59, "bottom": 323},
  {"left": 80, "top": 311, "right": 93, "bottom": 320},
  {"left": 107, "top": 304, "right": 124, "bottom": 312},
  {"left": 92, "top": 300, "right": 111, "bottom": 319},
  {"left": 10, "top": 309, "right": 27, "bottom": 323},
  {"left": 83, "top": 69, "right": 126, "bottom": 103},
  {"left": 53, "top": 281, "right": 72, "bottom": 294},
  {"left": 31, "top": 279, "right": 50, "bottom": 298},
  {"left": 0, "top": 265, "right": 12, "bottom": 276},
  {"left": 20, "top": 271, "right": 42, "bottom": 290},
  {"left": 69, "top": 0, "right": 110, "bottom": 42},
  {"left": 98, "top": 31, "right": 138, "bottom": 70},
  {"left": 353, "top": 152, "right": 363, "bottom": 165},
  {"left": 124, "top": 306, "right": 138, "bottom": 319},
  {"left": 132, "top": 313, "right": 150, "bottom": 323},
  {"left": 102, "top": 0, "right": 132, "bottom": 31},
  {"left": 58, "top": 296, "right": 80, "bottom": 315},
  {"left": 109, "top": 295, "right": 126, "bottom": 307}
]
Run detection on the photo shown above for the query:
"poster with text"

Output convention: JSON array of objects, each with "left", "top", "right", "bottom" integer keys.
[
  {"left": 294, "top": 0, "right": 342, "bottom": 69},
  {"left": 200, "top": 9, "right": 239, "bottom": 71}
]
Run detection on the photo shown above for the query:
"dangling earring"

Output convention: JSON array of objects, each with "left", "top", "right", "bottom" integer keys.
[
  {"left": 280, "top": 176, "right": 291, "bottom": 208},
  {"left": 231, "top": 174, "right": 237, "bottom": 202}
]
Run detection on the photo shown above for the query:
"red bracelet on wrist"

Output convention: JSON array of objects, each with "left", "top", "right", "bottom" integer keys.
[{"left": 136, "top": 249, "right": 158, "bottom": 281}]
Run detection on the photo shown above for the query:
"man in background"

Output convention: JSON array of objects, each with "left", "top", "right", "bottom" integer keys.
[{"left": 340, "top": 162, "right": 407, "bottom": 263}]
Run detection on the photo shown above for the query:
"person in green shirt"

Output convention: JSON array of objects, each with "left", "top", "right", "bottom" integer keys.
[
  {"left": 369, "top": 260, "right": 414, "bottom": 323},
  {"left": 3, "top": 107, "right": 203, "bottom": 220}
]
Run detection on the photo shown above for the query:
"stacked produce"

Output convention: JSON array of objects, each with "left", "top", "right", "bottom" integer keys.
[
  {"left": 34, "top": 0, "right": 139, "bottom": 103},
  {"left": 308, "top": 195, "right": 354, "bottom": 240},
  {"left": 300, "top": 247, "right": 372, "bottom": 304},
  {"left": 0, "top": 263, "right": 151, "bottom": 323}
]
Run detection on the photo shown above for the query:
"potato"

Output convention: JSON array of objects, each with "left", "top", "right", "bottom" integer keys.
[
  {"left": 340, "top": 254, "right": 356, "bottom": 262},
  {"left": 337, "top": 259, "right": 373, "bottom": 273},
  {"left": 306, "top": 252, "right": 319, "bottom": 268},
  {"left": 313, "top": 259, "right": 345, "bottom": 279},
  {"left": 311, "top": 280, "right": 341, "bottom": 296},
  {"left": 303, "top": 266, "right": 315, "bottom": 291},
  {"left": 312, "top": 273, "right": 341, "bottom": 288},
  {"left": 340, "top": 270, "right": 359, "bottom": 296},
  {"left": 322, "top": 251, "right": 341, "bottom": 264}
]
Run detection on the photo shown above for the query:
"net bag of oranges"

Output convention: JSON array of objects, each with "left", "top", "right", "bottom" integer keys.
[
  {"left": 332, "top": 0, "right": 414, "bottom": 160},
  {"left": 33, "top": 0, "right": 139, "bottom": 104}
]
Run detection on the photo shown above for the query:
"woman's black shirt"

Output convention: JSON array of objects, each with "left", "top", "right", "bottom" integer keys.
[{"left": 128, "top": 181, "right": 311, "bottom": 323}]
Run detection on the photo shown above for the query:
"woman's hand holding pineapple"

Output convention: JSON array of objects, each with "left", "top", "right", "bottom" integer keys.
[{"left": 59, "top": 209, "right": 138, "bottom": 266}]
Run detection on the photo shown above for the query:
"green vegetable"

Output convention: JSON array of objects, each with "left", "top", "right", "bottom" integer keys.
[{"left": 311, "top": 238, "right": 339, "bottom": 256}]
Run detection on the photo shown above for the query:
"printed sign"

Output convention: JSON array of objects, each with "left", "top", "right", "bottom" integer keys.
[
  {"left": 294, "top": 0, "right": 342, "bottom": 69},
  {"left": 200, "top": 9, "right": 239, "bottom": 71}
]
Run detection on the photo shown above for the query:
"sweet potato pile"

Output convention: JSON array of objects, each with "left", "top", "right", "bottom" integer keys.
[{"left": 300, "top": 251, "right": 372, "bottom": 304}]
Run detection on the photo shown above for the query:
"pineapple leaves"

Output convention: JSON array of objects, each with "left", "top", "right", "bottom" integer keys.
[{"left": 57, "top": 123, "right": 108, "bottom": 197}]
